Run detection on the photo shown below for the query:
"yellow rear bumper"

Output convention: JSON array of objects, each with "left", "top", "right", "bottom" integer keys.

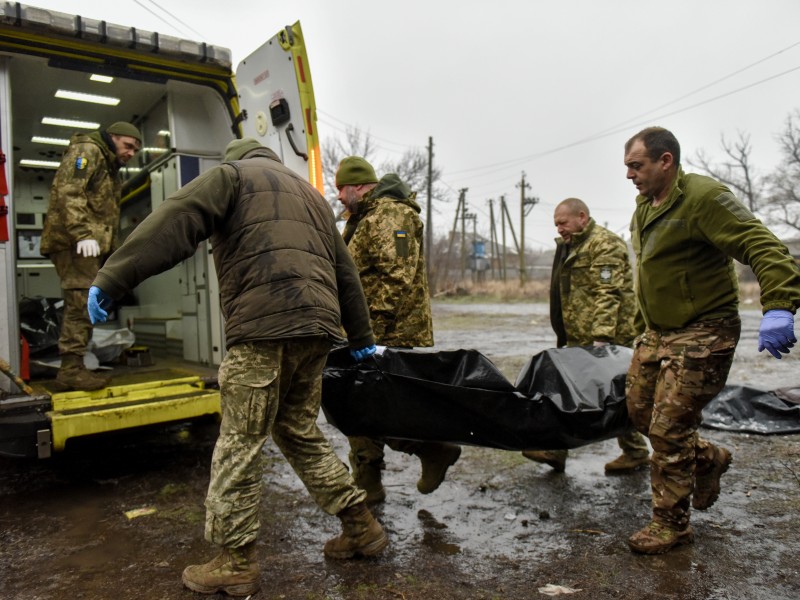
[{"left": 47, "top": 376, "right": 221, "bottom": 452}]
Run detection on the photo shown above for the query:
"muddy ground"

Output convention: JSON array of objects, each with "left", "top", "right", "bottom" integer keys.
[{"left": 1, "top": 302, "right": 799, "bottom": 600}]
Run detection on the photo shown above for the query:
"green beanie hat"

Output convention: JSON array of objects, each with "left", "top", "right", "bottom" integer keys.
[
  {"left": 335, "top": 156, "right": 378, "bottom": 187},
  {"left": 106, "top": 121, "right": 142, "bottom": 143},
  {"left": 224, "top": 137, "right": 264, "bottom": 162}
]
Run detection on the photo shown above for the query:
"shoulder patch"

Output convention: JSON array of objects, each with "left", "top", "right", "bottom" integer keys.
[
  {"left": 73, "top": 156, "right": 90, "bottom": 178},
  {"left": 600, "top": 267, "right": 612, "bottom": 282},
  {"left": 394, "top": 230, "right": 409, "bottom": 258},
  {"left": 714, "top": 191, "right": 755, "bottom": 222}
]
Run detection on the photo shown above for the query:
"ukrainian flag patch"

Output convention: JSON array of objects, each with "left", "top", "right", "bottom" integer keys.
[
  {"left": 394, "top": 230, "right": 409, "bottom": 258},
  {"left": 75, "top": 157, "right": 88, "bottom": 170}
]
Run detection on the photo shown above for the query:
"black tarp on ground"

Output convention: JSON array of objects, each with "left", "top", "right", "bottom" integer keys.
[
  {"left": 321, "top": 345, "right": 634, "bottom": 451},
  {"left": 701, "top": 385, "right": 800, "bottom": 434}
]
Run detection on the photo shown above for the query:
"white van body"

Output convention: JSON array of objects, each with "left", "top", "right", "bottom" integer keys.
[{"left": 0, "top": 3, "right": 322, "bottom": 457}]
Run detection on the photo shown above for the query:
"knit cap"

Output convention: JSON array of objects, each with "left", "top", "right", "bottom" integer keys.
[
  {"left": 335, "top": 156, "right": 378, "bottom": 187},
  {"left": 106, "top": 121, "right": 142, "bottom": 143}
]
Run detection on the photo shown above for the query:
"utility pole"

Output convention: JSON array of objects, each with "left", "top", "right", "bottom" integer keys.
[
  {"left": 488, "top": 199, "right": 497, "bottom": 279},
  {"left": 500, "top": 195, "right": 522, "bottom": 284},
  {"left": 426, "top": 136, "right": 433, "bottom": 283},
  {"left": 500, "top": 194, "right": 507, "bottom": 282},
  {"left": 444, "top": 188, "right": 467, "bottom": 285},
  {"left": 500, "top": 197, "right": 520, "bottom": 255},
  {"left": 517, "top": 171, "right": 539, "bottom": 287},
  {"left": 470, "top": 211, "right": 480, "bottom": 282},
  {"left": 461, "top": 199, "right": 476, "bottom": 282}
]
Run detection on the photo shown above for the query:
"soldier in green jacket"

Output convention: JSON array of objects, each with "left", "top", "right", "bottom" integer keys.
[
  {"left": 41, "top": 122, "right": 141, "bottom": 391},
  {"left": 89, "top": 139, "right": 387, "bottom": 596},
  {"left": 522, "top": 198, "right": 649, "bottom": 473},
  {"left": 623, "top": 127, "right": 800, "bottom": 555},
  {"left": 336, "top": 156, "right": 461, "bottom": 504}
]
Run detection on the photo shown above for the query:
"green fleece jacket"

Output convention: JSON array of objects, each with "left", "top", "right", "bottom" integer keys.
[{"left": 630, "top": 167, "right": 800, "bottom": 331}]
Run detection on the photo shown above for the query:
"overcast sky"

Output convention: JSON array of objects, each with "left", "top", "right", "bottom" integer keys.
[{"left": 28, "top": 0, "right": 800, "bottom": 249}]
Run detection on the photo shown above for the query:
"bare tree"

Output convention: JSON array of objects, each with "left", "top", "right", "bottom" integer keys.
[
  {"left": 322, "top": 126, "right": 380, "bottom": 213},
  {"left": 321, "top": 125, "right": 448, "bottom": 222},
  {"left": 688, "top": 131, "right": 764, "bottom": 212},
  {"left": 765, "top": 110, "right": 800, "bottom": 234}
]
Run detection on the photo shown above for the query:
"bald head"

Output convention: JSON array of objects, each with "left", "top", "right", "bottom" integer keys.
[
  {"left": 553, "top": 197, "right": 590, "bottom": 243},
  {"left": 556, "top": 197, "right": 590, "bottom": 217}
]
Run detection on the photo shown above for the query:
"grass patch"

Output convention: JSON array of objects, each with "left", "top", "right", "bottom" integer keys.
[{"left": 435, "top": 279, "right": 550, "bottom": 302}]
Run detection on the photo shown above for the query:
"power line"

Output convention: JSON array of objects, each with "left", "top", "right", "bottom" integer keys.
[
  {"left": 317, "top": 117, "right": 408, "bottom": 156},
  {"left": 321, "top": 50, "right": 800, "bottom": 192},
  {"left": 592, "top": 39, "right": 800, "bottom": 137},
  {"left": 536, "top": 62, "right": 800, "bottom": 160},
  {"left": 318, "top": 109, "right": 420, "bottom": 150},
  {"left": 447, "top": 54, "right": 800, "bottom": 177},
  {"left": 462, "top": 62, "right": 800, "bottom": 175},
  {"left": 134, "top": 0, "right": 208, "bottom": 40},
  {"left": 131, "top": 0, "right": 194, "bottom": 38}
]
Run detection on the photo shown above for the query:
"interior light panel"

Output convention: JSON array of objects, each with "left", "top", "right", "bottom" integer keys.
[
  {"left": 55, "top": 89, "right": 120, "bottom": 105},
  {"left": 42, "top": 117, "right": 100, "bottom": 129},
  {"left": 31, "top": 136, "right": 70, "bottom": 146}
]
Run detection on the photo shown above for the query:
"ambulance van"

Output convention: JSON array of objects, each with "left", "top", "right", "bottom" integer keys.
[{"left": 0, "top": 2, "right": 322, "bottom": 457}]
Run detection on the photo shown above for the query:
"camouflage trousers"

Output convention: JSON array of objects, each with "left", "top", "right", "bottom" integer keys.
[
  {"left": 50, "top": 250, "right": 100, "bottom": 356},
  {"left": 205, "top": 338, "right": 365, "bottom": 548},
  {"left": 348, "top": 435, "right": 426, "bottom": 469},
  {"left": 626, "top": 317, "right": 740, "bottom": 529},
  {"left": 615, "top": 427, "right": 649, "bottom": 456}
]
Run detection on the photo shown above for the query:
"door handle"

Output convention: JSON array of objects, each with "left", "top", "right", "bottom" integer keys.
[{"left": 285, "top": 123, "right": 308, "bottom": 161}]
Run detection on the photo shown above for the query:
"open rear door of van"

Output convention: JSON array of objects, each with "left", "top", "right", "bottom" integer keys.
[
  {"left": 0, "top": 7, "right": 324, "bottom": 458},
  {"left": 235, "top": 22, "right": 323, "bottom": 195}
]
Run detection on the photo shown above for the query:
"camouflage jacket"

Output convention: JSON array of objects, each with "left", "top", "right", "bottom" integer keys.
[
  {"left": 93, "top": 147, "right": 374, "bottom": 350},
  {"left": 631, "top": 167, "right": 800, "bottom": 330},
  {"left": 41, "top": 131, "right": 122, "bottom": 256},
  {"left": 344, "top": 174, "right": 433, "bottom": 347},
  {"left": 551, "top": 219, "right": 638, "bottom": 347}
]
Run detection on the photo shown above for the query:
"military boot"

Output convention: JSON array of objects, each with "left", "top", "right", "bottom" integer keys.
[
  {"left": 693, "top": 446, "right": 732, "bottom": 510},
  {"left": 352, "top": 461, "right": 386, "bottom": 504},
  {"left": 628, "top": 521, "right": 694, "bottom": 554},
  {"left": 521, "top": 449, "right": 568, "bottom": 472},
  {"left": 604, "top": 452, "right": 650, "bottom": 474},
  {"left": 324, "top": 502, "right": 388, "bottom": 559},
  {"left": 55, "top": 354, "right": 110, "bottom": 391},
  {"left": 182, "top": 542, "right": 260, "bottom": 596},
  {"left": 415, "top": 442, "right": 461, "bottom": 494}
]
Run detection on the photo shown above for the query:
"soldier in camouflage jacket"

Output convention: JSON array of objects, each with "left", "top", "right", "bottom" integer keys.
[
  {"left": 342, "top": 171, "right": 433, "bottom": 345},
  {"left": 41, "top": 122, "right": 141, "bottom": 390},
  {"left": 523, "top": 198, "right": 649, "bottom": 474},
  {"left": 550, "top": 201, "right": 638, "bottom": 348},
  {"left": 336, "top": 157, "right": 460, "bottom": 505}
]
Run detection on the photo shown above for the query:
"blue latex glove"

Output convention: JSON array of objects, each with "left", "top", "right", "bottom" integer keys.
[
  {"left": 350, "top": 344, "right": 377, "bottom": 363},
  {"left": 87, "top": 285, "right": 113, "bottom": 325},
  {"left": 758, "top": 309, "right": 796, "bottom": 359}
]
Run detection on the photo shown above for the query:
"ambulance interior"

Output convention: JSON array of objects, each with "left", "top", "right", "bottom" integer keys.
[{"left": 7, "top": 49, "right": 233, "bottom": 368}]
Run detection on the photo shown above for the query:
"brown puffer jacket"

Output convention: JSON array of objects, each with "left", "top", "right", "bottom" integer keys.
[{"left": 93, "top": 147, "right": 373, "bottom": 350}]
